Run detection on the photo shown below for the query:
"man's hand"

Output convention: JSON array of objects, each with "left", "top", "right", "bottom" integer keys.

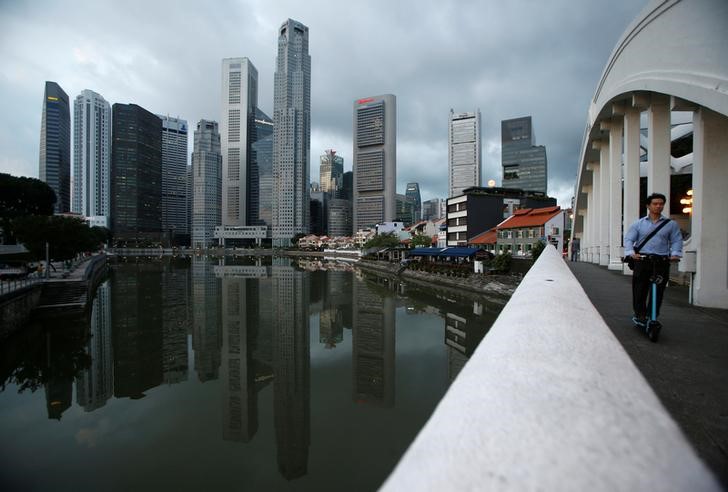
[
  {"left": 669, "top": 256, "right": 681, "bottom": 262},
  {"left": 631, "top": 253, "right": 641, "bottom": 260}
]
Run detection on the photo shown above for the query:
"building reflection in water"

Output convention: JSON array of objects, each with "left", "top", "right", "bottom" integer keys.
[
  {"left": 161, "top": 259, "right": 189, "bottom": 385},
  {"left": 215, "top": 260, "right": 272, "bottom": 443},
  {"left": 318, "top": 270, "right": 350, "bottom": 348},
  {"left": 76, "top": 280, "right": 113, "bottom": 411},
  {"left": 352, "top": 277, "right": 396, "bottom": 407},
  {"left": 192, "top": 256, "right": 221, "bottom": 382},
  {"left": 444, "top": 300, "right": 493, "bottom": 383},
  {"left": 272, "top": 258, "right": 310, "bottom": 480}
]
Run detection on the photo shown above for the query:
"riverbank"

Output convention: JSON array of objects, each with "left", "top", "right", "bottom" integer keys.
[{"left": 355, "top": 260, "right": 520, "bottom": 301}]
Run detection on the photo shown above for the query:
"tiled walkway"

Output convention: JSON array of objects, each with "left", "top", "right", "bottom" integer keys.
[{"left": 569, "top": 261, "right": 728, "bottom": 486}]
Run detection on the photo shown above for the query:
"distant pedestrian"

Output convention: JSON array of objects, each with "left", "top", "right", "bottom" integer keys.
[{"left": 624, "top": 193, "right": 683, "bottom": 325}]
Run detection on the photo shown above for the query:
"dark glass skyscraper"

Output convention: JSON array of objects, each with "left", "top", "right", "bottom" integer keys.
[
  {"left": 39, "top": 81, "right": 71, "bottom": 213},
  {"left": 111, "top": 103, "right": 163, "bottom": 245},
  {"left": 249, "top": 108, "right": 274, "bottom": 226},
  {"left": 501, "top": 116, "right": 548, "bottom": 194},
  {"left": 405, "top": 182, "right": 421, "bottom": 222}
]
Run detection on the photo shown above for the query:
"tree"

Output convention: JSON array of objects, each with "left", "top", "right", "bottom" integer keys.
[
  {"left": 0, "top": 173, "right": 56, "bottom": 243},
  {"left": 13, "top": 215, "right": 105, "bottom": 261},
  {"left": 411, "top": 233, "right": 432, "bottom": 248},
  {"left": 491, "top": 252, "right": 512, "bottom": 272},
  {"left": 364, "top": 232, "right": 400, "bottom": 249},
  {"left": 531, "top": 240, "right": 547, "bottom": 260}
]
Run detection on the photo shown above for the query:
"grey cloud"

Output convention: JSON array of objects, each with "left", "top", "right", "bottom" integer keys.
[{"left": 0, "top": 0, "right": 646, "bottom": 206}]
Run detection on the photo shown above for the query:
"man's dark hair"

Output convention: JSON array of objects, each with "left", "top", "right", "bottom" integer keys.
[{"left": 646, "top": 193, "right": 667, "bottom": 205}]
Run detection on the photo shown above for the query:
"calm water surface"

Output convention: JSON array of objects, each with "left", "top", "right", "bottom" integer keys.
[{"left": 0, "top": 257, "right": 505, "bottom": 491}]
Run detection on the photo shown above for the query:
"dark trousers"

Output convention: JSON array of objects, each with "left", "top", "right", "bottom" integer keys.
[{"left": 632, "top": 256, "right": 670, "bottom": 318}]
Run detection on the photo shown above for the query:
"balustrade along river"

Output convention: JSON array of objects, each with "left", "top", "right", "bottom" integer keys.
[{"left": 0, "top": 256, "right": 508, "bottom": 491}]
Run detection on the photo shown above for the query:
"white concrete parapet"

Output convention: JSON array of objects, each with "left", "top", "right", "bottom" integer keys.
[{"left": 381, "top": 245, "right": 719, "bottom": 491}]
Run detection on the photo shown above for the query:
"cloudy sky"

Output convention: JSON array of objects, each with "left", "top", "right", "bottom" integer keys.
[{"left": 0, "top": 0, "right": 647, "bottom": 206}]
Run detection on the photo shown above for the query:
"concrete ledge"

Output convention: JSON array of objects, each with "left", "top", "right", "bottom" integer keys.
[{"left": 380, "top": 246, "right": 719, "bottom": 491}]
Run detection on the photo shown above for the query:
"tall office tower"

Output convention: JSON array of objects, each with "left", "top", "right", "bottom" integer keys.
[
  {"left": 111, "top": 103, "right": 163, "bottom": 245},
  {"left": 501, "top": 116, "right": 548, "bottom": 193},
  {"left": 309, "top": 188, "right": 327, "bottom": 235},
  {"left": 395, "top": 193, "right": 416, "bottom": 226},
  {"left": 221, "top": 57, "right": 258, "bottom": 228},
  {"left": 39, "top": 81, "right": 71, "bottom": 213},
  {"left": 272, "top": 258, "right": 310, "bottom": 479},
  {"left": 342, "top": 171, "right": 353, "bottom": 201},
  {"left": 72, "top": 90, "right": 111, "bottom": 227},
  {"left": 405, "top": 182, "right": 421, "bottom": 222},
  {"left": 272, "top": 19, "right": 311, "bottom": 246},
  {"left": 191, "top": 120, "right": 222, "bottom": 249},
  {"left": 159, "top": 115, "right": 189, "bottom": 245},
  {"left": 249, "top": 108, "right": 274, "bottom": 226},
  {"left": 327, "top": 199, "right": 352, "bottom": 237},
  {"left": 448, "top": 109, "right": 482, "bottom": 198},
  {"left": 422, "top": 198, "right": 442, "bottom": 221},
  {"left": 320, "top": 149, "right": 344, "bottom": 196},
  {"left": 353, "top": 94, "right": 396, "bottom": 231},
  {"left": 76, "top": 280, "right": 113, "bottom": 412}
]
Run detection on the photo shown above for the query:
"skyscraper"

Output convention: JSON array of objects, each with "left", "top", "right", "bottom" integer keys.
[
  {"left": 448, "top": 109, "right": 481, "bottom": 198},
  {"left": 249, "top": 108, "right": 274, "bottom": 226},
  {"left": 72, "top": 89, "right": 111, "bottom": 226},
  {"left": 320, "top": 149, "right": 343, "bottom": 196},
  {"left": 39, "top": 81, "right": 71, "bottom": 213},
  {"left": 422, "top": 198, "right": 443, "bottom": 221},
  {"left": 191, "top": 120, "right": 222, "bottom": 249},
  {"left": 159, "top": 115, "right": 189, "bottom": 245},
  {"left": 272, "top": 19, "right": 311, "bottom": 247},
  {"left": 501, "top": 116, "right": 547, "bottom": 193},
  {"left": 353, "top": 94, "right": 396, "bottom": 231},
  {"left": 221, "top": 57, "right": 258, "bottom": 228},
  {"left": 405, "top": 182, "right": 421, "bottom": 222},
  {"left": 111, "top": 103, "right": 163, "bottom": 246}
]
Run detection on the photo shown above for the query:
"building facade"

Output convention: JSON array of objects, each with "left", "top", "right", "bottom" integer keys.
[
  {"left": 159, "top": 115, "right": 189, "bottom": 245},
  {"left": 446, "top": 186, "right": 556, "bottom": 247},
  {"left": 320, "top": 149, "right": 344, "bottom": 196},
  {"left": 191, "top": 120, "right": 222, "bottom": 249},
  {"left": 448, "top": 109, "right": 481, "bottom": 198},
  {"left": 221, "top": 57, "right": 258, "bottom": 228},
  {"left": 111, "top": 103, "right": 163, "bottom": 246},
  {"left": 353, "top": 94, "right": 396, "bottom": 231},
  {"left": 405, "top": 182, "right": 421, "bottom": 222},
  {"left": 72, "top": 89, "right": 111, "bottom": 227},
  {"left": 39, "top": 81, "right": 71, "bottom": 213},
  {"left": 501, "top": 116, "right": 547, "bottom": 193},
  {"left": 422, "top": 198, "right": 443, "bottom": 221},
  {"left": 272, "top": 19, "right": 311, "bottom": 246},
  {"left": 327, "top": 198, "right": 352, "bottom": 237}
]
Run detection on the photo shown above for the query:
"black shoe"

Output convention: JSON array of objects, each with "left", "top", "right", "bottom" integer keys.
[{"left": 647, "top": 320, "right": 662, "bottom": 343}]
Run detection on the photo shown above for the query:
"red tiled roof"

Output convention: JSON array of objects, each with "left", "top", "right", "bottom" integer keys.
[
  {"left": 498, "top": 206, "right": 561, "bottom": 229},
  {"left": 469, "top": 228, "right": 498, "bottom": 245}
]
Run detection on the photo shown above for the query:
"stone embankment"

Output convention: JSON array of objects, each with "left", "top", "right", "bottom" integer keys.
[{"left": 355, "top": 260, "right": 520, "bottom": 300}]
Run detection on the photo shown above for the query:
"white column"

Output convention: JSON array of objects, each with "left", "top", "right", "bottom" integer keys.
[
  {"left": 607, "top": 119, "right": 623, "bottom": 270},
  {"left": 623, "top": 107, "right": 641, "bottom": 275},
  {"left": 583, "top": 186, "right": 592, "bottom": 262},
  {"left": 586, "top": 162, "right": 600, "bottom": 264},
  {"left": 647, "top": 93, "right": 671, "bottom": 212},
  {"left": 597, "top": 142, "right": 610, "bottom": 266},
  {"left": 691, "top": 108, "right": 728, "bottom": 308}
]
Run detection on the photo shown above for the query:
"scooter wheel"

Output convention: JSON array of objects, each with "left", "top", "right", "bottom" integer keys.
[{"left": 647, "top": 320, "right": 662, "bottom": 343}]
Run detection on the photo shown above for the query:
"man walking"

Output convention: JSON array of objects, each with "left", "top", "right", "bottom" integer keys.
[{"left": 624, "top": 193, "right": 683, "bottom": 327}]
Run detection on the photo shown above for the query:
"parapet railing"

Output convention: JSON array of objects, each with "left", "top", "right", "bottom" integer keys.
[
  {"left": 0, "top": 276, "right": 42, "bottom": 296},
  {"left": 380, "top": 245, "right": 719, "bottom": 491}
]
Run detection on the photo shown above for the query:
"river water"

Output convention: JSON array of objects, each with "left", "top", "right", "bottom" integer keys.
[{"left": 0, "top": 256, "right": 506, "bottom": 491}]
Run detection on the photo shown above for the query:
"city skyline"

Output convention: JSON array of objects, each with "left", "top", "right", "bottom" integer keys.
[{"left": 0, "top": 0, "right": 646, "bottom": 206}]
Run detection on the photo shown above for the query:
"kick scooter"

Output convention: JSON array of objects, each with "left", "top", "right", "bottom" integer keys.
[{"left": 633, "top": 256, "right": 668, "bottom": 343}]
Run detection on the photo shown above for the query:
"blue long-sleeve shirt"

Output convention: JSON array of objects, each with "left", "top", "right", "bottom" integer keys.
[{"left": 624, "top": 215, "right": 683, "bottom": 257}]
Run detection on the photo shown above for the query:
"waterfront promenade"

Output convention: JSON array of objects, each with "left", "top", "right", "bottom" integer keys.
[{"left": 569, "top": 261, "right": 728, "bottom": 486}]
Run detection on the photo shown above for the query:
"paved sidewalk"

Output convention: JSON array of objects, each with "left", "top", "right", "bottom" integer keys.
[{"left": 569, "top": 261, "right": 728, "bottom": 486}]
